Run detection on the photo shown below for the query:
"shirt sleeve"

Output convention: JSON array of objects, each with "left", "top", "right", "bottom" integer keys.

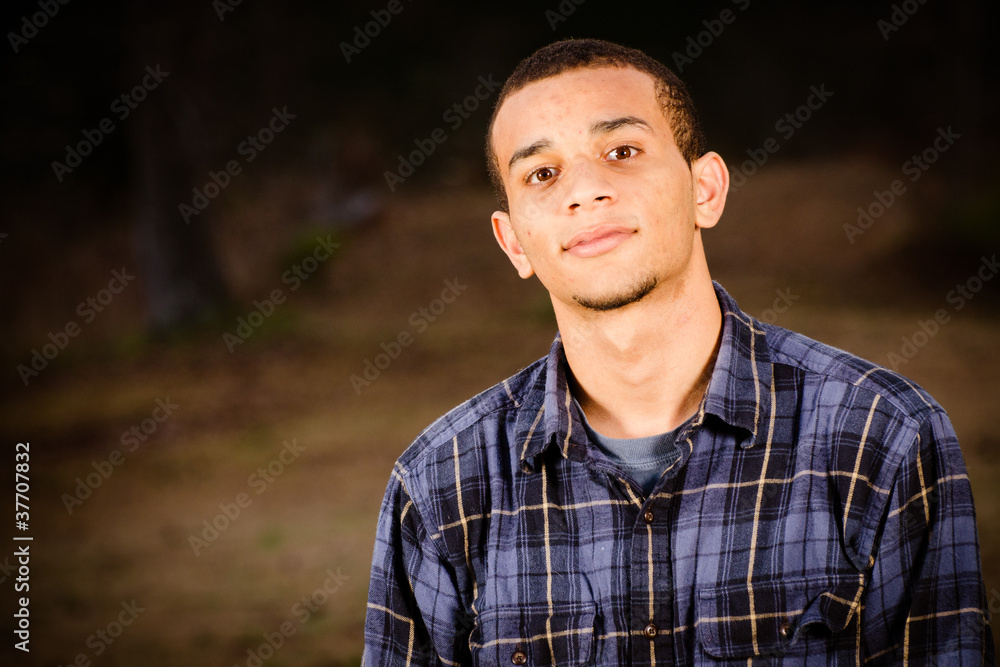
[
  {"left": 866, "top": 408, "right": 995, "bottom": 664},
  {"left": 364, "top": 468, "right": 471, "bottom": 666}
]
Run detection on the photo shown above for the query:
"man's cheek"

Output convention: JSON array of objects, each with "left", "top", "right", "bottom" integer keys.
[{"left": 514, "top": 196, "right": 542, "bottom": 221}]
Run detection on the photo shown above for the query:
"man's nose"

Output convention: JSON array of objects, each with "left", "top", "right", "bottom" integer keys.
[{"left": 562, "top": 160, "right": 617, "bottom": 212}]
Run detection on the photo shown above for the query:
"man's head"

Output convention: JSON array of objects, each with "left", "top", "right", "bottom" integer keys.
[
  {"left": 486, "top": 39, "right": 729, "bottom": 317},
  {"left": 486, "top": 38, "right": 706, "bottom": 212}
]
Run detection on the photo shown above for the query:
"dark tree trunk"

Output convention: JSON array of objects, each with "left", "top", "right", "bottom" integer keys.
[{"left": 126, "top": 0, "right": 230, "bottom": 332}]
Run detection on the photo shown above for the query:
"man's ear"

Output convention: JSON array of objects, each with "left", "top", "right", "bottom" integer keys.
[
  {"left": 491, "top": 210, "right": 535, "bottom": 279},
  {"left": 691, "top": 151, "right": 729, "bottom": 230}
]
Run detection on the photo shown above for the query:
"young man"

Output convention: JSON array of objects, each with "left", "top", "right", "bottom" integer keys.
[{"left": 364, "top": 39, "right": 993, "bottom": 665}]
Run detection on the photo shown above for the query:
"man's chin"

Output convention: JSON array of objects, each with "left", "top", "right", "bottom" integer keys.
[{"left": 572, "top": 275, "right": 658, "bottom": 312}]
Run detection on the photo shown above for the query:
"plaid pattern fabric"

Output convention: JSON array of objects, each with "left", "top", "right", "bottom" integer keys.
[{"left": 364, "top": 282, "right": 994, "bottom": 666}]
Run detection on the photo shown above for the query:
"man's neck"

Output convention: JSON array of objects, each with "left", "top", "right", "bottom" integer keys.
[{"left": 555, "top": 266, "right": 722, "bottom": 439}]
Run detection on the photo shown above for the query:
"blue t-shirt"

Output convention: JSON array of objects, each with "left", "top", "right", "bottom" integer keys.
[{"left": 575, "top": 397, "right": 683, "bottom": 495}]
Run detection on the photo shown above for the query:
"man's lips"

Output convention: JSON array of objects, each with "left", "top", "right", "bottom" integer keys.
[{"left": 563, "top": 225, "right": 635, "bottom": 258}]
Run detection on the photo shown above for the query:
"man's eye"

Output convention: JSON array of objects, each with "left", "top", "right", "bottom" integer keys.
[
  {"left": 608, "top": 145, "right": 640, "bottom": 161},
  {"left": 527, "top": 167, "right": 557, "bottom": 184}
]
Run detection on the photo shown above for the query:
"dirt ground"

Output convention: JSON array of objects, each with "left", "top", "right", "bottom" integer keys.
[{"left": 2, "top": 156, "right": 998, "bottom": 665}]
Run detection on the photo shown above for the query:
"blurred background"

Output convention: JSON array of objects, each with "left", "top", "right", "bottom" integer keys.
[{"left": 1, "top": 0, "right": 998, "bottom": 664}]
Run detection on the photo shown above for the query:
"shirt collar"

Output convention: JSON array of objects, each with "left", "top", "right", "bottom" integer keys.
[
  {"left": 515, "top": 282, "right": 773, "bottom": 469},
  {"left": 703, "top": 282, "right": 774, "bottom": 445}
]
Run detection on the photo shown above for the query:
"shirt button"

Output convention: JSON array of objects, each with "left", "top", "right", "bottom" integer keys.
[
  {"left": 511, "top": 649, "right": 528, "bottom": 664},
  {"left": 643, "top": 622, "right": 658, "bottom": 638},
  {"left": 778, "top": 622, "right": 794, "bottom": 639},
  {"left": 643, "top": 509, "right": 655, "bottom": 524}
]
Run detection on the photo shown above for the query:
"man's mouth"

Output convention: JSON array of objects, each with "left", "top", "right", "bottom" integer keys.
[{"left": 564, "top": 225, "right": 635, "bottom": 258}]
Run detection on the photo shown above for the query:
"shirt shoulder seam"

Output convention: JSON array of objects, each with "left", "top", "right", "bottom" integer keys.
[
  {"left": 764, "top": 326, "right": 941, "bottom": 423},
  {"left": 395, "top": 356, "right": 546, "bottom": 485}
]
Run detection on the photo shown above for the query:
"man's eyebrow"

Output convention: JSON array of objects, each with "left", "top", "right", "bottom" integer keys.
[
  {"left": 591, "top": 116, "right": 652, "bottom": 135},
  {"left": 505, "top": 117, "right": 651, "bottom": 172},
  {"left": 508, "top": 140, "right": 552, "bottom": 171}
]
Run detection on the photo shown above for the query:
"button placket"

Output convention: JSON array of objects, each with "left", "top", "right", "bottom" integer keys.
[{"left": 627, "top": 475, "right": 677, "bottom": 662}]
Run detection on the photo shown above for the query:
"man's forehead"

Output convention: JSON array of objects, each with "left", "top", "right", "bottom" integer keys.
[
  {"left": 491, "top": 66, "right": 661, "bottom": 164},
  {"left": 497, "top": 65, "right": 658, "bottom": 119}
]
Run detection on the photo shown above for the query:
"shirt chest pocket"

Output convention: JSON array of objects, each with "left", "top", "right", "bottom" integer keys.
[
  {"left": 469, "top": 602, "right": 597, "bottom": 666},
  {"left": 696, "top": 575, "right": 864, "bottom": 660}
]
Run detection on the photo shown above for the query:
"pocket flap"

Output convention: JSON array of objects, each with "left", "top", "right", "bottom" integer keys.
[
  {"left": 469, "top": 602, "right": 596, "bottom": 666},
  {"left": 697, "top": 575, "right": 863, "bottom": 658}
]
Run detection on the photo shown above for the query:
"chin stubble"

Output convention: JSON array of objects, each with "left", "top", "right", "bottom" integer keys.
[{"left": 572, "top": 275, "right": 658, "bottom": 312}]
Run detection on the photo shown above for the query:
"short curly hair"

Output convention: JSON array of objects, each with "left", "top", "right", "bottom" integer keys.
[{"left": 485, "top": 38, "right": 705, "bottom": 211}]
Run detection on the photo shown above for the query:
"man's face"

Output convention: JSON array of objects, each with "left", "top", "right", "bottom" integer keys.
[{"left": 490, "top": 66, "right": 714, "bottom": 313}]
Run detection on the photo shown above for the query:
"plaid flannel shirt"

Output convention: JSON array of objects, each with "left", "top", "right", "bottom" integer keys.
[{"left": 365, "top": 282, "right": 993, "bottom": 665}]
